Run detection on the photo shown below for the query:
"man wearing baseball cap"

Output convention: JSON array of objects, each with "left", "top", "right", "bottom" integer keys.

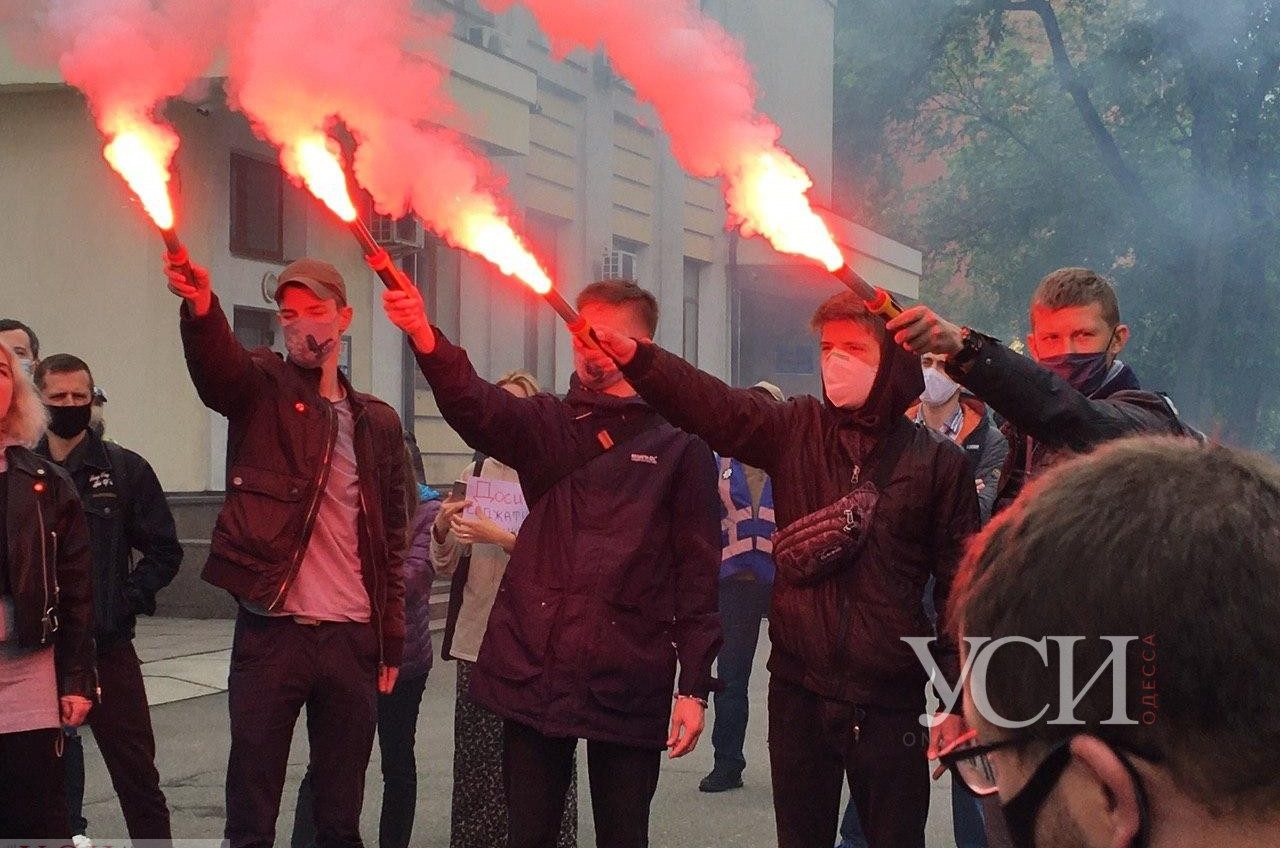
[{"left": 164, "top": 255, "right": 410, "bottom": 848}]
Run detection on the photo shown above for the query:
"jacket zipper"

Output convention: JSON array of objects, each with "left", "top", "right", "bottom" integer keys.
[
  {"left": 36, "top": 496, "right": 53, "bottom": 645},
  {"left": 353, "top": 407, "right": 386, "bottom": 670},
  {"left": 269, "top": 400, "right": 338, "bottom": 611}
]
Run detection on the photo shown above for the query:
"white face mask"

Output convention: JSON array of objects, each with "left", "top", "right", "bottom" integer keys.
[
  {"left": 822, "top": 349, "right": 878, "bottom": 410},
  {"left": 921, "top": 367, "right": 960, "bottom": 406}
]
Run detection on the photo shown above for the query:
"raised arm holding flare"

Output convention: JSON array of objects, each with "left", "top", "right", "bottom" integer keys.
[
  {"left": 382, "top": 280, "right": 720, "bottom": 848},
  {"left": 594, "top": 292, "right": 979, "bottom": 848},
  {"left": 884, "top": 267, "right": 1192, "bottom": 512}
]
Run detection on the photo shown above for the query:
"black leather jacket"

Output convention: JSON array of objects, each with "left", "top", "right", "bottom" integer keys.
[{"left": 3, "top": 445, "right": 97, "bottom": 700}]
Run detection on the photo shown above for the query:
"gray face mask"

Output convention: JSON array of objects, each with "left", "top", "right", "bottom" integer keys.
[
  {"left": 282, "top": 317, "right": 339, "bottom": 369},
  {"left": 18, "top": 357, "right": 34, "bottom": 378}
]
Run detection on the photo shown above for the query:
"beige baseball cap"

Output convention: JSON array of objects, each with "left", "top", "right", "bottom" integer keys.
[{"left": 273, "top": 258, "right": 348, "bottom": 307}]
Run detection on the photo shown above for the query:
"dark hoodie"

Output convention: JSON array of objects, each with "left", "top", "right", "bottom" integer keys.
[{"left": 621, "top": 330, "right": 979, "bottom": 710}]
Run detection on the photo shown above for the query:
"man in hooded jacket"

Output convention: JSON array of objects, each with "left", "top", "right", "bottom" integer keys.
[{"left": 595, "top": 291, "right": 980, "bottom": 848}]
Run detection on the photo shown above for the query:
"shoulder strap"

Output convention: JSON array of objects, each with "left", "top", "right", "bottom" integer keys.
[
  {"left": 525, "top": 409, "right": 664, "bottom": 504},
  {"left": 471, "top": 452, "right": 486, "bottom": 478}
]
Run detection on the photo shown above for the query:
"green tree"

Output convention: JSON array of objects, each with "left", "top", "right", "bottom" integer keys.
[{"left": 835, "top": 0, "right": 1280, "bottom": 446}]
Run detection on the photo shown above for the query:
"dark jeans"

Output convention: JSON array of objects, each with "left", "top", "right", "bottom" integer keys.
[
  {"left": 768, "top": 676, "right": 929, "bottom": 848},
  {"left": 503, "top": 720, "right": 660, "bottom": 848},
  {"left": 225, "top": 610, "right": 379, "bottom": 848},
  {"left": 292, "top": 670, "right": 430, "bottom": 848},
  {"left": 64, "top": 638, "right": 171, "bottom": 842},
  {"left": 709, "top": 575, "right": 771, "bottom": 775},
  {"left": 0, "top": 727, "right": 70, "bottom": 840}
]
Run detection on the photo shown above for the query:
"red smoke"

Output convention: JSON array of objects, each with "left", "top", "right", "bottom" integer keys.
[
  {"left": 482, "top": 0, "right": 845, "bottom": 270},
  {"left": 227, "top": 0, "right": 553, "bottom": 292},
  {"left": 1, "top": 1, "right": 224, "bottom": 228}
]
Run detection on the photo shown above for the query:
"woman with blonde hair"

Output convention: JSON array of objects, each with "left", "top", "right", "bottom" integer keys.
[
  {"left": 433, "top": 370, "right": 577, "bottom": 848},
  {"left": 0, "top": 339, "right": 96, "bottom": 838}
]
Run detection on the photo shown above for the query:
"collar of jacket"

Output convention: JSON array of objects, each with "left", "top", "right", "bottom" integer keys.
[
  {"left": 2, "top": 444, "right": 46, "bottom": 477},
  {"left": 564, "top": 373, "right": 653, "bottom": 415},
  {"left": 36, "top": 429, "right": 112, "bottom": 473},
  {"left": 285, "top": 357, "right": 371, "bottom": 417},
  {"left": 1091, "top": 359, "right": 1142, "bottom": 399}
]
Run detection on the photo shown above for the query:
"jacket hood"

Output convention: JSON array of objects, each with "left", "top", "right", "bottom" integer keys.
[{"left": 823, "top": 327, "right": 924, "bottom": 433}]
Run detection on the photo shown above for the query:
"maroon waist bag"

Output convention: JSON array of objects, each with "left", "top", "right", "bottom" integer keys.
[{"left": 771, "top": 427, "right": 909, "bottom": 586}]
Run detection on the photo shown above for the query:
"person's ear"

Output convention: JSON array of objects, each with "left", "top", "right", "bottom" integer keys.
[
  {"left": 1066, "top": 736, "right": 1144, "bottom": 848},
  {"left": 1110, "top": 324, "right": 1130, "bottom": 357},
  {"left": 338, "top": 305, "right": 355, "bottom": 334}
]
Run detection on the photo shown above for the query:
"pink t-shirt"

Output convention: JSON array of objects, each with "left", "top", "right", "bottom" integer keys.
[
  {"left": 0, "top": 597, "right": 60, "bottom": 734},
  {"left": 281, "top": 398, "right": 372, "bottom": 622}
]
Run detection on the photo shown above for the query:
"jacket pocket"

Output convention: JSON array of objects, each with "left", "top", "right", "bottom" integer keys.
[
  {"left": 478, "top": 582, "right": 557, "bottom": 684},
  {"left": 585, "top": 604, "right": 675, "bottom": 719},
  {"left": 215, "top": 465, "right": 307, "bottom": 567}
]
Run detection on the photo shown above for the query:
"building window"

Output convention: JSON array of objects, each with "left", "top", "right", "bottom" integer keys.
[
  {"left": 230, "top": 152, "right": 284, "bottom": 262},
  {"left": 683, "top": 258, "right": 705, "bottom": 364}
]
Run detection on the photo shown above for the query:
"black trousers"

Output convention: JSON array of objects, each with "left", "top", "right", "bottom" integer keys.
[
  {"left": 292, "top": 670, "right": 430, "bottom": 848},
  {"left": 503, "top": 720, "right": 659, "bottom": 848},
  {"left": 768, "top": 676, "right": 930, "bottom": 848},
  {"left": 64, "top": 638, "right": 171, "bottom": 842},
  {"left": 224, "top": 610, "right": 379, "bottom": 848},
  {"left": 0, "top": 727, "right": 70, "bottom": 840}
]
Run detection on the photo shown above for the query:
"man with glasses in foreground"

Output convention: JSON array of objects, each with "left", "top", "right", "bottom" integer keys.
[{"left": 938, "top": 437, "right": 1280, "bottom": 848}]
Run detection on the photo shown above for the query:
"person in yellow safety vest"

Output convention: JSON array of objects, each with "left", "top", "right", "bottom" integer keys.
[{"left": 699, "top": 381, "right": 783, "bottom": 794}]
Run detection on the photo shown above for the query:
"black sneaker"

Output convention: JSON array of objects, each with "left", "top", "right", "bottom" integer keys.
[{"left": 699, "top": 767, "right": 744, "bottom": 792}]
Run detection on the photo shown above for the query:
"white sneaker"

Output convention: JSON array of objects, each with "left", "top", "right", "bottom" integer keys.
[{"left": 72, "top": 834, "right": 93, "bottom": 848}]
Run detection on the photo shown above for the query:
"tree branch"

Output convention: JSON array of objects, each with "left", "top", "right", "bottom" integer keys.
[{"left": 1003, "top": 0, "right": 1155, "bottom": 211}]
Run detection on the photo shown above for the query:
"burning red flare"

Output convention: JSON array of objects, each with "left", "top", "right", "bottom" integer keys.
[
  {"left": 101, "top": 117, "right": 180, "bottom": 230},
  {"left": 288, "top": 131, "right": 553, "bottom": 296},
  {"left": 288, "top": 134, "right": 358, "bottom": 223},
  {"left": 728, "top": 151, "right": 843, "bottom": 272},
  {"left": 480, "top": 0, "right": 847, "bottom": 272}
]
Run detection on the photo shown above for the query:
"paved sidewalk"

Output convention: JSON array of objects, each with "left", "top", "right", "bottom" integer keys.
[{"left": 76, "top": 618, "right": 960, "bottom": 847}]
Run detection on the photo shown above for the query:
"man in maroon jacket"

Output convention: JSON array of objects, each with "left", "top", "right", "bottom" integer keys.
[
  {"left": 594, "top": 291, "right": 980, "bottom": 848},
  {"left": 165, "top": 256, "right": 409, "bottom": 848},
  {"left": 382, "top": 279, "right": 720, "bottom": 848}
]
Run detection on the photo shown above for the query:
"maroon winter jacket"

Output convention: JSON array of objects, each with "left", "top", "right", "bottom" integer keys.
[
  {"left": 412, "top": 331, "right": 722, "bottom": 750},
  {"left": 179, "top": 295, "right": 409, "bottom": 668},
  {"left": 621, "top": 330, "right": 979, "bottom": 711}
]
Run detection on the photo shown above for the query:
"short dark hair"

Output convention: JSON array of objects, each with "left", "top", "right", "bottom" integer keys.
[
  {"left": 955, "top": 438, "right": 1280, "bottom": 814},
  {"left": 809, "top": 291, "right": 885, "bottom": 341},
  {"left": 0, "top": 319, "right": 39, "bottom": 359},
  {"left": 33, "top": 353, "right": 95, "bottom": 393},
  {"left": 577, "top": 280, "right": 659, "bottom": 337},
  {"left": 1030, "top": 267, "right": 1121, "bottom": 328}
]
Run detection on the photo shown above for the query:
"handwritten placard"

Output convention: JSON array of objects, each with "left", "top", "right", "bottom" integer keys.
[{"left": 463, "top": 476, "right": 529, "bottom": 535}]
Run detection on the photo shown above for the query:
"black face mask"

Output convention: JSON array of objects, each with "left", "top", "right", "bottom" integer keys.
[
  {"left": 47, "top": 403, "right": 92, "bottom": 440},
  {"left": 1001, "top": 739, "right": 1151, "bottom": 848},
  {"left": 1040, "top": 352, "right": 1111, "bottom": 397}
]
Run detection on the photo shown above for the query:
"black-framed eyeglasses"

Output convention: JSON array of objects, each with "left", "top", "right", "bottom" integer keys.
[{"left": 938, "top": 733, "right": 1152, "bottom": 848}]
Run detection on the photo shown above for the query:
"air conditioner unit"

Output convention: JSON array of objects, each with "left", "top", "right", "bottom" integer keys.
[
  {"left": 600, "top": 249, "right": 638, "bottom": 281},
  {"left": 368, "top": 211, "right": 425, "bottom": 251}
]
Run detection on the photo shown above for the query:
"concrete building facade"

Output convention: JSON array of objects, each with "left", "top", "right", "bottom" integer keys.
[{"left": 1, "top": 0, "right": 921, "bottom": 611}]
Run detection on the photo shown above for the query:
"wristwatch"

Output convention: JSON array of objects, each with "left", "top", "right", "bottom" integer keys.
[{"left": 949, "top": 326, "right": 986, "bottom": 373}]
